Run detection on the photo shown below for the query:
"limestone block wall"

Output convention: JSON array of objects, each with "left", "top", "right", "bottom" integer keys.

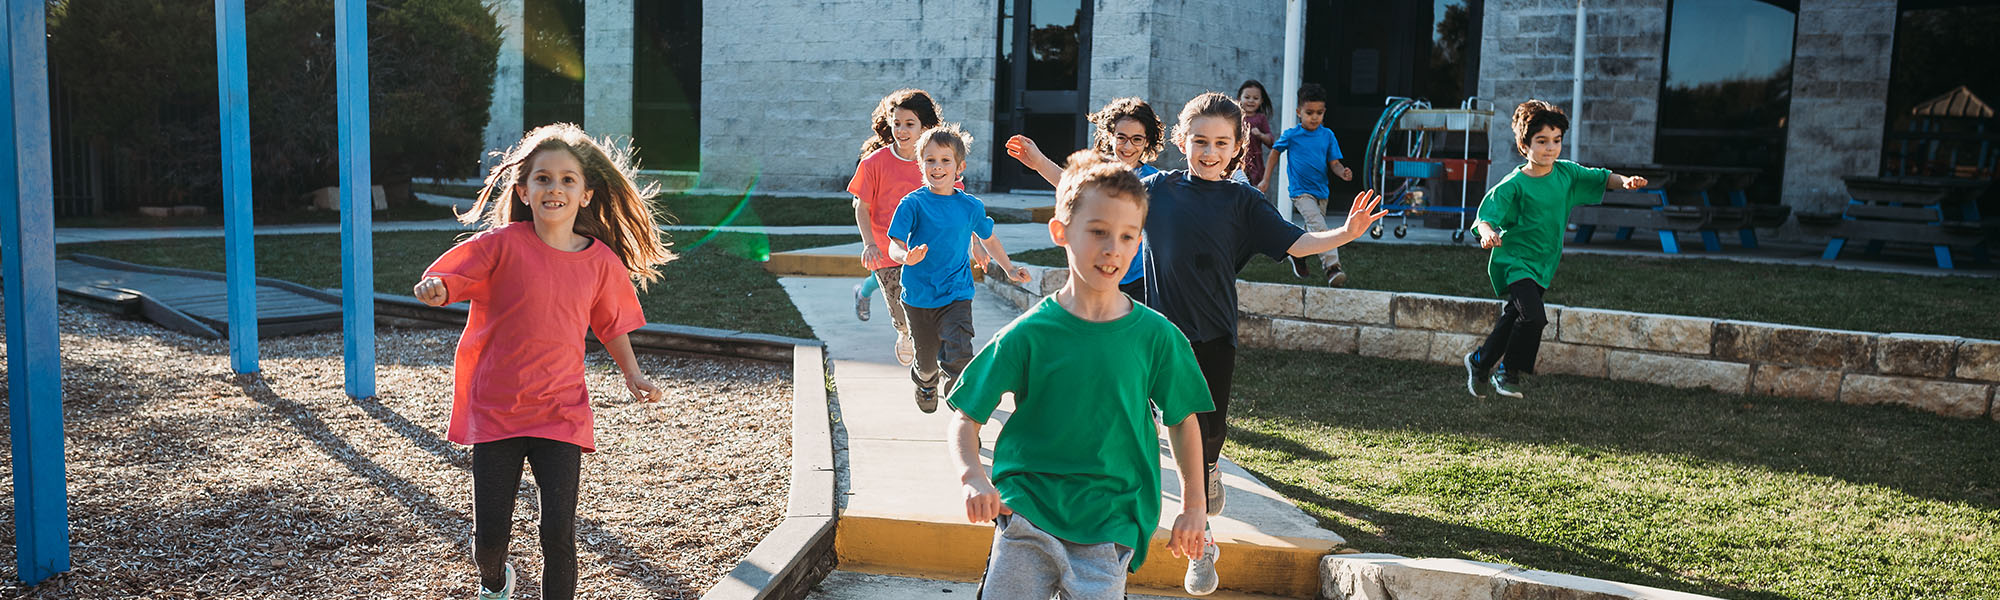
[
  {"left": 1476, "top": 0, "right": 1667, "bottom": 189},
  {"left": 583, "top": 0, "right": 635, "bottom": 141},
  {"left": 700, "top": 1, "right": 997, "bottom": 193},
  {"left": 982, "top": 267, "right": 1999, "bottom": 420},
  {"left": 481, "top": 0, "right": 526, "bottom": 175},
  {"left": 1135, "top": 0, "right": 1287, "bottom": 170},
  {"left": 1780, "top": 0, "right": 1897, "bottom": 217}
]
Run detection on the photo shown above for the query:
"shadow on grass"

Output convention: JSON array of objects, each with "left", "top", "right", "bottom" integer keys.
[
  {"left": 235, "top": 374, "right": 698, "bottom": 597},
  {"left": 1241, "top": 463, "right": 1787, "bottom": 600},
  {"left": 1231, "top": 349, "right": 2000, "bottom": 513}
]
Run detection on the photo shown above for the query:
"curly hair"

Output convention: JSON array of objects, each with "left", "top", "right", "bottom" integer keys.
[
  {"left": 859, "top": 89, "right": 943, "bottom": 160},
  {"left": 1170, "top": 92, "right": 1249, "bottom": 174},
  {"left": 465, "top": 122, "right": 675, "bottom": 289},
  {"left": 1087, "top": 97, "right": 1164, "bottom": 165},
  {"left": 1511, "top": 99, "right": 1570, "bottom": 157}
]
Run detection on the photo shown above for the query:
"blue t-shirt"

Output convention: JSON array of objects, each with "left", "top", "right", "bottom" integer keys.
[
  {"left": 1141, "top": 170, "right": 1305, "bottom": 344},
  {"left": 887, "top": 187, "right": 997, "bottom": 309},
  {"left": 1123, "top": 164, "right": 1163, "bottom": 285},
  {"left": 1272, "top": 125, "right": 1343, "bottom": 199}
]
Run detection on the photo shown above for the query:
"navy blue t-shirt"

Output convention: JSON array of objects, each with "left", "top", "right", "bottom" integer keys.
[{"left": 1140, "top": 170, "right": 1305, "bottom": 344}]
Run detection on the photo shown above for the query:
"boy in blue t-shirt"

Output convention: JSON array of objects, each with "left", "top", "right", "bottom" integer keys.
[
  {"left": 1258, "top": 83, "right": 1355, "bottom": 286},
  {"left": 888, "top": 123, "right": 1031, "bottom": 413}
]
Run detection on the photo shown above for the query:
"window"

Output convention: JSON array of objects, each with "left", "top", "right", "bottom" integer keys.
[
  {"left": 1882, "top": 1, "right": 2000, "bottom": 179},
  {"left": 524, "top": 0, "right": 585, "bottom": 130},
  {"left": 1656, "top": 0, "right": 1797, "bottom": 202},
  {"left": 634, "top": 1, "right": 700, "bottom": 172}
]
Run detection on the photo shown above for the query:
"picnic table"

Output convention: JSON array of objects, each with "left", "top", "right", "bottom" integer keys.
[
  {"left": 1570, "top": 164, "right": 1787, "bottom": 253},
  {"left": 1797, "top": 175, "right": 1994, "bottom": 269}
]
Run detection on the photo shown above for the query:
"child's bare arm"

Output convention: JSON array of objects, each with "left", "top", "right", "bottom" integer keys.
[
  {"left": 1289, "top": 189, "right": 1387, "bottom": 256},
  {"left": 1164, "top": 417, "right": 1208, "bottom": 559},
  {"left": 978, "top": 234, "right": 1030, "bottom": 283},
  {"left": 413, "top": 276, "right": 449, "bottom": 306},
  {"left": 949, "top": 412, "right": 1010, "bottom": 523},
  {"left": 1258, "top": 148, "right": 1283, "bottom": 194},
  {"left": 1607, "top": 172, "right": 1649, "bottom": 190},
  {"left": 1005, "top": 135, "right": 1065, "bottom": 186},
  {"left": 1330, "top": 158, "right": 1354, "bottom": 181},
  {"left": 853, "top": 197, "right": 886, "bottom": 266},
  {"left": 604, "top": 333, "right": 659, "bottom": 402}
]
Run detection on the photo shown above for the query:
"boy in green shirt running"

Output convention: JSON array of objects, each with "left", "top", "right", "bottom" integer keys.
[
  {"left": 1465, "top": 99, "right": 1648, "bottom": 399},
  {"left": 947, "top": 151, "right": 1216, "bottom": 599}
]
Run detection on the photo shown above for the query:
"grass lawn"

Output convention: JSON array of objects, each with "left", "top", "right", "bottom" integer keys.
[
  {"left": 53, "top": 200, "right": 459, "bottom": 229},
  {"left": 1012, "top": 244, "right": 2000, "bottom": 339},
  {"left": 58, "top": 230, "right": 843, "bottom": 339},
  {"left": 414, "top": 182, "right": 1029, "bottom": 227},
  {"left": 1226, "top": 348, "right": 2000, "bottom": 600}
]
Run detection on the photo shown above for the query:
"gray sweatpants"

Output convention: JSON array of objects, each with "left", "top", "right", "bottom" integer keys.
[
  {"left": 1292, "top": 193, "right": 1342, "bottom": 268},
  {"left": 978, "top": 514, "right": 1133, "bottom": 600},
  {"left": 907, "top": 299, "right": 973, "bottom": 388}
]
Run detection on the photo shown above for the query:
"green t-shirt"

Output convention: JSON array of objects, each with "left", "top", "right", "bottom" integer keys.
[
  {"left": 1475, "top": 159, "right": 1609, "bottom": 297},
  {"left": 946, "top": 295, "right": 1214, "bottom": 572}
]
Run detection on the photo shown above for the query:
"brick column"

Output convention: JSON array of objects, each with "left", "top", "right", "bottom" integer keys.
[
  {"left": 1477, "top": 0, "right": 1666, "bottom": 188},
  {"left": 1781, "top": 0, "right": 1896, "bottom": 216}
]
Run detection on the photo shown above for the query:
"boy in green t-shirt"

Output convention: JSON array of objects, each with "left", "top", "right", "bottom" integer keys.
[
  {"left": 1465, "top": 99, "right": 1648, "bottom": 399},
  {"left": 947, "top": 151, "right": 1216, "bottom": 599}
]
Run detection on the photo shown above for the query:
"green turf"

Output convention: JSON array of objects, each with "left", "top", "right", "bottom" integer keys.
[
  {"left": 1226, "top": 347, "right": 2000, "bottom": 600},
  {"left": 58, "top": 230, "right": 842, "bottom": 339},
  {"left": 1012, "top": 244, "right": 2000, "bottom": 340}
]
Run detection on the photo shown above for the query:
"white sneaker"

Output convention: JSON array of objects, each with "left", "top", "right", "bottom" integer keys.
[
  {"left": 1205, "top": 463, "right": 1225, "bottom": 516},
  {"left": 1184, "top": 535, "right": 1220, "bottom": 595},
  {"left": 894, "top": 331, "right": 915, "bottom": 366},
  {"left": 476, "top": 562, "right": 514, "bottom": 600}
]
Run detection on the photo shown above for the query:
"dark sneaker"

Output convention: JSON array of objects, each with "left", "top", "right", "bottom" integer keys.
[
  {"left": 1325, "top": 264, "right": 1349, "bottom": 287},
  {"left": 1287, "top": 255, "right": 1313, "bottom": 279},
  {"left": 852, "top": 283, "right": 870, "bottom": 321},
  {"left": 1490, "top": 368, "right": 1524, "bottom": 399},
  {"left": 1463, "top": 351, "right": 1488, "bottom": 398},
  {"left": 915, "top": 384, "right": 939, "bottom": 413},
  {"left": 1204, "top": 463, "right": 1225, "bottom": 516}
]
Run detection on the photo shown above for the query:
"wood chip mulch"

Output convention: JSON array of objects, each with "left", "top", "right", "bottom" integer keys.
[{"left": 0, "top": 304, "right": 794, "bottom": 599}]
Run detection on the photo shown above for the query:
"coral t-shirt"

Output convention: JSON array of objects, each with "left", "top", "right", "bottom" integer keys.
[
  {"left": 423, "top": 221, "right": 646, "bottom": 452},
  {"left": 847, "top": 145, "right": 961, "bottom": 270}
]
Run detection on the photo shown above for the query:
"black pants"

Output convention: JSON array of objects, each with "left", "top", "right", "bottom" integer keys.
[
  {"left": 1188, "top": 336, "right": 1236, "bottom": 467},
  {"left": 907, "top": 299, "right": 974, "bottom": 388},
  {"left": 1473, "top": 279, "right": 1548, "bottom": 375},
  {"left": 474, "top": 436, "right": 582, "bottom": 600}
]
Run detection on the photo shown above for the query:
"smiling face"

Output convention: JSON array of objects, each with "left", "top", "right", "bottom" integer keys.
[
  {"left": 1110, "top": 117, "right": 1150, "bottom": 169},
  {"left": 1238, "top": 85, "right": 1264, "bottom": 114},
  {"left": 1053, "top": 186, "right": 1145, "bottom": 296},
  {"left": 515, "top": 148, "right": 593, "bottom": 227},
  {"left": 1519, "top": 124, "right": 1564, "bottom": 169},
  {"left": 1297, "top": 100, "right": 1326, "bottom": 131},
  {"left": 891, "top": 108, "right": 923, "bottom": 157},
  {"left": 1179, "top": 115, "right": 1240, "bottom": 181},
  {"left": 919, "top": 141, "right": 965, "bottom": 194}
]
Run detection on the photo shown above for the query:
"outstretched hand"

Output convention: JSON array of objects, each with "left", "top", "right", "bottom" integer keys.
[
  {"left": 413, "top": 276, "right": 449, "bottom": 306},
  {"left": 1623, "top": 175, "right": 1650, "bottom": 190},
  {"left": 902, "top": 244, "right": 930, "bottom": 265},
  {"left": 1343, "top": 189, "right": 1389, "bottom": 235},
  {"left": 1005, "top": 135, "right": 1051, "bottom": 172}
]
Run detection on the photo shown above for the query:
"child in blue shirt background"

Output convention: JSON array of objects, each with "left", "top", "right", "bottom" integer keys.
[{"left": 1259, "top": 83, "right": 1355, "bottom": 287}]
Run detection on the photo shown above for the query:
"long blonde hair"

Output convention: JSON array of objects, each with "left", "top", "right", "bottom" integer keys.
[{"left": 464, "top": 123, "right": 676, "bottom": 289}]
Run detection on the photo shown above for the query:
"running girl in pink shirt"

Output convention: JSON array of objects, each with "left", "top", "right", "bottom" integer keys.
[{"left": 413, "top": 123, "right": 675, "bottom": 600}]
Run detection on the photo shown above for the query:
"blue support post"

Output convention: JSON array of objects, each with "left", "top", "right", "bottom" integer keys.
[
  {"left": 1739, "top": 228, "right": 1758, "bottom": 249},
  {"left": 1699, "top": 230, "right": 1722, "bottom": 252},
  {"left": 1934, "top": 246, "right": 1955, "bottom": 270},
  {"left": 216, "top": 0, "right": 257, "bottom": 372},
  {"left": 1, "top": 0, "right": 71, "bottom": 583},
  {"left": 1822, "top": 238, "right": 1846, "bottom": 261},
  {"left": 1614, "top": 226, "right": 1633, "bottom": 241},
  {"left": 1656, "top": 230, "right": 1681, "bottom": 254},
  {"left": 336, "top": 0, "right": 375, "bottom": 397},
  {"left": 1573, "top": 224, "right": 1595, "bottom": 244}
]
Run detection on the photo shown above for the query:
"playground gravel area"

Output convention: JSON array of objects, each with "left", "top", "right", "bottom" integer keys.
[{"left": 0, "top": 304, "right": 793, "bottom": 599}]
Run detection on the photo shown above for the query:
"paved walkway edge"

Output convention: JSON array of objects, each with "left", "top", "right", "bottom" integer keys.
[
  {"left": 703, "top": 344, "right": 840, "bottom": 600},
  {"left": 1322, "top": 554, "right": 1724, "bottom": 600}
]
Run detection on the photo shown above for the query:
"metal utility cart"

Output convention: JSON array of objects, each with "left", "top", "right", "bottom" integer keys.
[{"left": 1361, "top": 97, "right": 1494, "bottom": 243}]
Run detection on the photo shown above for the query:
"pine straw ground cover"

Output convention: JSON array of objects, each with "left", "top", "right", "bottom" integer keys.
[{"left": 0, "top": 304, "right": 793, "bottom": 598}]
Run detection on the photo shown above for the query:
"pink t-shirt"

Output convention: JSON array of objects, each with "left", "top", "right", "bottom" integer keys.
[
  {"left": 424, "top": 221, "right": 646, "bottom": 452},
  {"left": 847, "top": 146, "right": 961, "bottom": 270},
  {"left": 1244, "top": 112, "right": 1272, "bottom": 186}
]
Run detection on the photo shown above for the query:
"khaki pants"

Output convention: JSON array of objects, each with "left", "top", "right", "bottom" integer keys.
[{"left": 1292, "top": 194, "right": 1342, "bottom": 269}]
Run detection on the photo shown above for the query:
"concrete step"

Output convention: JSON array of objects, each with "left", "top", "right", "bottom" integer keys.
[{"left": 809, "top": 569, "right": 1299, "bottom": 599}]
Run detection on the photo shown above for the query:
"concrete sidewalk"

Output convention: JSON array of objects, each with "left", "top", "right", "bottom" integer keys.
[{"left": 781, "top": 270, "right": 1344, "bottom": 598}]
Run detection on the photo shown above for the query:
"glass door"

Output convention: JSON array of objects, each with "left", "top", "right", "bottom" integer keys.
[{"left": 994, "top": 0, "right": 1092, "bottom": 192}]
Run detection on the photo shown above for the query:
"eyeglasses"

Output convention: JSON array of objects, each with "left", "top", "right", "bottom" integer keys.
[{"left": 1113, "top": 134, "right": 1149, "bottom": 149}]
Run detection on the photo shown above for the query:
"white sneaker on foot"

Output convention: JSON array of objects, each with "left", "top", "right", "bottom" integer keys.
[
  {"left": 476, "top": 562, "right": 514, "bottom": 600},
  {"left": 894, "top": 331, "right": 915, "bottom": 366},
  {"left": 1184, "top": 535, "right": 1220, "bottom": 595},
  {"left": 1205, "top": 463, "right": 1225, "bottom": 516}
]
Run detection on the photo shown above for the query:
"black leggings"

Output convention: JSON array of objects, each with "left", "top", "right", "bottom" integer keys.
[
  {"left": 1188, "top": 336, "right": 1236, "bottom": 468},
  {"left": 1473, "top": 279, "right": 1549, "bottom": 375},
  {"left": 474, "top": 436, "right": 582, "bottom": 600}
]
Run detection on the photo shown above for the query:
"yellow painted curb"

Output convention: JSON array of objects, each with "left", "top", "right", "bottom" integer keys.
[
  {"left": 763, "top": 251, "right": 870, "bottom": 277},
  {"left": 1029, "top": 205, "right": 1055, "bottom": 223},
  {"left": 835, "top": 513, "right": 1332, "bottom": 598}
]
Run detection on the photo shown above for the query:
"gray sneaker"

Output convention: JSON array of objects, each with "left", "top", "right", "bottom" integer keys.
[
  {"left": 1463, "top": 351, "right": 1488, "bottom": 398},
  {"left": 1491, "top": 368, "right": 1524, "bottom": 399},
  {"left": 1204, "top": 463, "right": 1225, "bottom": 516},
  {"left": 477, "top": 562, "right": 514, "bottom": 600},
  {"left": 852, "top": 283, "right": 871, "bottom": 321},
  {"left": 1183, "top": 534, "right": 1220, "bottom": 595}
]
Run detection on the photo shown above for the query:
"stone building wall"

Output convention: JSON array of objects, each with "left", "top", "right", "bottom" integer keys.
[
  {"left": 700, "top": 1, "right": 997, "bottom": 193},
  {"left": 481, "top": 0, "right": 525, "bottom": 175},
  {"left": 1476, "top": 0, "right": 1667, "bottom": 189},
  {"left": 583, "top": 0, "right": 634, "bottom": 143},
  {"left": 1138, "top": 1, "right": 1288, "bottom": 170},
  {"left": 1781, "top": 0, "right": 1898, "bottom": 216}
]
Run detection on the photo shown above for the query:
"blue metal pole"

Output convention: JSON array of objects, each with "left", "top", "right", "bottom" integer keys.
[
  {"left": 1, "top": 0, "right": 71, "bottom": 584},
  {"left": 336, "top": 0, "right": 375, "bottom": 397},
  {"left": 216, "top": 0, "right": 257, "bottom": 373}
]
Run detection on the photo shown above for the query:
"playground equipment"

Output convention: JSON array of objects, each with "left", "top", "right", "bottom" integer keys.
[{"left": 1361, "top": 97, "right": 1493, "bottom": 243}]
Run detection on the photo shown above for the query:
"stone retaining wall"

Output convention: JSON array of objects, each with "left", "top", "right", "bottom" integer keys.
[{"left": 982, "top": 267, "right": 1999, "bottom": 420}]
